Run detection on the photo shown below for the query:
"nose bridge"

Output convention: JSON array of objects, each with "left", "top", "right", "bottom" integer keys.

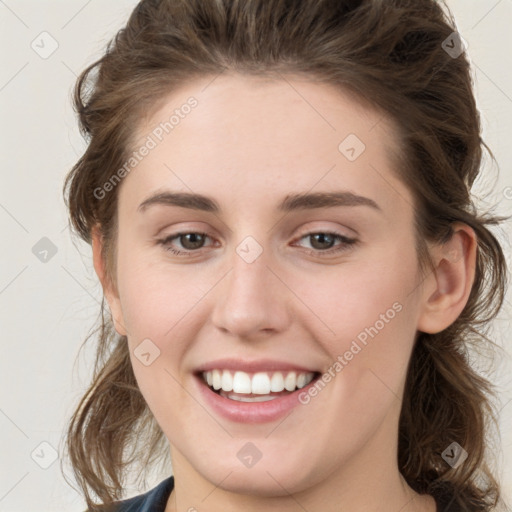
[{"left": 210, "top": 234, "right": 290, "bottom": 337}]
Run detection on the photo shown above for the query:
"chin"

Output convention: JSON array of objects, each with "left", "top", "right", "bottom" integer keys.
[{"left": 214, "top": 468, "right": 309, "bottom": 497}]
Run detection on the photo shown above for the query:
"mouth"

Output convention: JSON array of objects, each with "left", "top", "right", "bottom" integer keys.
[{"left": 195, "top": 369, "right": 322, "bottom": 402}]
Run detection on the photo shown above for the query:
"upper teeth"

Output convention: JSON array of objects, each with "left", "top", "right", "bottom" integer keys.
[{"left": 202, "top": 370, "right": 315, "bottom": 394}]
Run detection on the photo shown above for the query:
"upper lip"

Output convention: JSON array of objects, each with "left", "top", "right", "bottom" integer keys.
[{"left": 194, "top": 358, "right": 320, "bottom": 374}]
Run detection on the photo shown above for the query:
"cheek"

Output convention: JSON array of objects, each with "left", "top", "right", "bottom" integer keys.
[
  {"left": 295, "top": 242, "right": 420, "bottom": 393},
  {"left": 295, "top": 245, "right": 418, "bottom": 343},
  {"left": 115, "top": 241, "right": 204, "bottom": 337}
]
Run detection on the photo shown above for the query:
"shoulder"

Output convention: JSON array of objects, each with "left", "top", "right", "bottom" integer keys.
[{"left": 84, "top": 476, "right": 174, "bottom": 512}]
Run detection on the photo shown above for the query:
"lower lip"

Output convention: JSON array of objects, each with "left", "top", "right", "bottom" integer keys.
[{"left": 194, "top": 374, "right": 320, "bottom": 424}]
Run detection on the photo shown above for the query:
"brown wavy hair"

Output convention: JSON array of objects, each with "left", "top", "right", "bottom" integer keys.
[{"left": 61, "top": 0, "right": 511, "bottom": 510}]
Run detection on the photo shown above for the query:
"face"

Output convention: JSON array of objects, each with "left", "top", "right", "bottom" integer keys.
[{"left": 101, "top": 73, "right": 431, "bottom": 496}]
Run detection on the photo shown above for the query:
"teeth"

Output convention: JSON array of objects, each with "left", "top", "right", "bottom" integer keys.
[
  {"left": 251, "top": 372, "right": 270, "bottom": 394},
  {"left": 221, "top": 370, "right": 233, "bottom": 392},
  {"left": 270, "top": 372, "right": 284, "bottom": 392},
  {"left": 202, "top": 369, "right": 315, "bottom": 395},
  {"left": 212, "top": 369, "right": 222, "bottom": 390},
  {"left": 233, "top": 371, "right": 252, "bottom": 393},
  {"left": 220, "top": 392, "right": 279, "bottom": 402},
  {"left": 284, "top": 371, "right": 297, "bottom": 392}
]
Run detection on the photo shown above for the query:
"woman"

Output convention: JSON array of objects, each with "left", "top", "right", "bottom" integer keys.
[{"left": 61, "top": 0, "right": 510, "bottom": 511}]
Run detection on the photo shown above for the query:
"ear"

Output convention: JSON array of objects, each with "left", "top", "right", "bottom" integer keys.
[
  {"left": 417, "top": 222, "right": 477, "bottom": 334},
  {"left": 91, "top": 225, "right": 127, "bottom": 336}
]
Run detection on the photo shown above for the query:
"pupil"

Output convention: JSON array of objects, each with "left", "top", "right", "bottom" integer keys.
[
  {"left": 182, "top": 233, "right": 204, "bottom": 249},
  {"left": 311, "top": 233, "right": 333, "bottom": 250}
]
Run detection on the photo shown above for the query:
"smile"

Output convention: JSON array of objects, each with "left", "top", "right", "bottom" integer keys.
[
  {"left": 193, "top": 367, "right": 322, "bottom": 423},
  {"left": 201, "top": 369, "right": 317, "bottom": 401}
]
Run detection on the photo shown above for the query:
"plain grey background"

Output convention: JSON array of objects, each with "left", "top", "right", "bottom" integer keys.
[{"left": 0, "top": 1, "right": 511, "bottom": 510}]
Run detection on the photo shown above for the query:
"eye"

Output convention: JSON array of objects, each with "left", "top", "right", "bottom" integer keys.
[
  {"left": 157, "top": 232, "right": 213, "bottom": 256},
  {"left": 293, "top": 231, "right": 358, "bottom": 257},
  {"left": 156, "top": 230, "right": 358, "bottom": 257}
]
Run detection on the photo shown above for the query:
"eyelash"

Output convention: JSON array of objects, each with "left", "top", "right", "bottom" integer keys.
[{"left": 157, "top": 230, "right": 358, "bottom": 258}]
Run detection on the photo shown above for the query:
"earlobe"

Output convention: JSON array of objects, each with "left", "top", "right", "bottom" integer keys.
[
  {"left": 417, "top": 223, "right": 477, "bottom": 334},
  {"left": 91, "top": 226, "right": 128, "bottom": 336}
]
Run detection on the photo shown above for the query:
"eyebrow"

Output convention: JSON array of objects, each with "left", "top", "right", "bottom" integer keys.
[{"left": 137, "top": 190, "right": 381, "bottom": 213}]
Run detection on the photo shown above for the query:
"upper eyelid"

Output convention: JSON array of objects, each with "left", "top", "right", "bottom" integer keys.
[
  {"left": 159, "top": 227, "right": 355, "bottom": 239},
  {"left": 157, "top": 221, "right": 357, "bottom": 240}
]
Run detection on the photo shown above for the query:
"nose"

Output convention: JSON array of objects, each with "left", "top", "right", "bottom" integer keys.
[{"left": 210, "top": 243, "right": 291, "bottom": 340}]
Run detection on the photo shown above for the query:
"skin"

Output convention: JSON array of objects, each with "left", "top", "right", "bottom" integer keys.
[{"left": 92, "top": 73, "right": 476, "bottom": 512}]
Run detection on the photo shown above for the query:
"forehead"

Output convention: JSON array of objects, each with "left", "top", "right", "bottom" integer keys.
[{"left": 121, "top": 73, "right": 413, "bottom": 220}]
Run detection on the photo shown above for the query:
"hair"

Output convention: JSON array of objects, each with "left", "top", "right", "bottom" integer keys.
[{"left": 61, "top": 1, "right": 511, "bottom": 511}]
